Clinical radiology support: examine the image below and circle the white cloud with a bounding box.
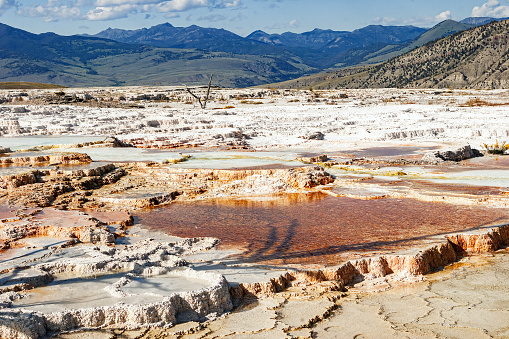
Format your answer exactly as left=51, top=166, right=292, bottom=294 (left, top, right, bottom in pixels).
left=373, top=17, right=399, bottom=26
left=154, top=0, right=208, bottom=12
left=164, top=11, right=180, bottom=17
left=85, top=3, right=137, bottom=20
left=94, top=0, right=241, bottom=8
left=0, top=0, right=16, bottom=12
left=18, top=2, right=82, bottom=21
left=472, top=0, right=509, bottom=17
left=94, top=0, right=159, bottom=6
left=289, top=19, right=300, bottom=28
left=399, top=9, right=454, bottom=27
left=215, top=0, right=242, bottom=8
left=264, top=19, right=302, bottom=31
left=152, top=0, right=242, bottom=13
left=14, top=0, right=244, bottom=22
left=435, top=10, right=451, bottom=22
left=197, top=13, right=226, bottom=21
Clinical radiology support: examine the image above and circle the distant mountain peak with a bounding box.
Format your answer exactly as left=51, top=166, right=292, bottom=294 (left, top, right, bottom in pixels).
left=310, top=28, right=333, bottom=33
left=460, top=17, right=508, bottom=26
left=156, top=22, right=174, bottom=28
left=247, top=30, right=268, bottom=36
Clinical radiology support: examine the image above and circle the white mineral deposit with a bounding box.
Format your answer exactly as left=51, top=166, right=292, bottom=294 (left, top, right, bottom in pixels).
left=1, top=87, right=509, bottom=338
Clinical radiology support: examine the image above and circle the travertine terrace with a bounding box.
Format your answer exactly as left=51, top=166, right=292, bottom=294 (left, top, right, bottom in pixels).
left=2, top=86, right=509, bottom=148
left=1, top=87, right=509, bottom=338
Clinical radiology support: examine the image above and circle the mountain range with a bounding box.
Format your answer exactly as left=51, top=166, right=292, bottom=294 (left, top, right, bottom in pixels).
left=270, top=18, right=509, bottom=90
left=0, top=17, right=506, bottom=87
left=90, top=23, right=429, bottom=69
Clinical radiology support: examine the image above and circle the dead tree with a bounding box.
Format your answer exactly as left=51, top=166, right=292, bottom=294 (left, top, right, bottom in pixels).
left=185, top=74, right=214, bottom=109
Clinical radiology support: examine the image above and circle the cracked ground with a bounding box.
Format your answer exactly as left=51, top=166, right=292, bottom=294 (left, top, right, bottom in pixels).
left=54, top=249, right=509, bottom=339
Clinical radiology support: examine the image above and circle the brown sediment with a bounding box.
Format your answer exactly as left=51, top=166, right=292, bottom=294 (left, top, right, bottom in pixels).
left=82, top=210, right=133, bottom=227
left=348, top=146, right=439, bottom=158
left=0, top=207, right=128, bottom=248
left=135, top=195, right=509, bottom=267
left=465, top=154, right=509, bottom=167
left=0, top=153, right=91, bottom=165
left=0, top=204, right=16, bottom=220
left=404, top=180, right=506, bottom=196
left=0, top=171, right=37, bottom=189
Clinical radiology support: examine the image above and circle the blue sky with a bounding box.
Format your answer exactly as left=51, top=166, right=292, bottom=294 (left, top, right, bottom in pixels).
left=0, top=0, right=508, bottom=36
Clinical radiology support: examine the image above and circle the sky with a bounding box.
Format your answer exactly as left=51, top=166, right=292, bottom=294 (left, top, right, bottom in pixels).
left=0, top=0, right=509, bottom=36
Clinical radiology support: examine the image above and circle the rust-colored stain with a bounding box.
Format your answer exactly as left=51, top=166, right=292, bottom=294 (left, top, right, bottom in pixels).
left=82, top=209, right=131, bottom=224
left=135, top=194, right=509, bottom=267
left=410, top=180, right=505, bottom=196
left=32, top=208, right=97, bottom=228
left=0, top=204, right=16, bottom=220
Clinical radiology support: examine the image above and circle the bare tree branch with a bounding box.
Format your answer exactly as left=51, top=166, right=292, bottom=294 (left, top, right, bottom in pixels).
left=184, top=74, right=214, bottom=110
left=203, top=73, right=213, bottom=109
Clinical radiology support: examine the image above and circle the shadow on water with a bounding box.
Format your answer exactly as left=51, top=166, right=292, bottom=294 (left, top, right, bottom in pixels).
left=235, top=217, right=509, bottom=265
left=135, top=195, right=509, bottom=266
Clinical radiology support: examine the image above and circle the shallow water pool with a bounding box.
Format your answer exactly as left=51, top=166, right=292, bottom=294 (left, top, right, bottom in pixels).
left=135, top=194, right=509, bottom=267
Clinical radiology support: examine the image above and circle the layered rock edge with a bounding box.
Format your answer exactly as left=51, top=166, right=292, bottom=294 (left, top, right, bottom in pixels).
left=0, top=218, right=508, bottom=338
left=0, top=238, right=232, bottom=339
left=231, top=223, right=509, bottom=300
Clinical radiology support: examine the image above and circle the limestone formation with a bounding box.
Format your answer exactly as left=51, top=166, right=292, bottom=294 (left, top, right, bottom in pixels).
left=231, top=222, right=509, bottom=302
left=2, top=88, right=509, bottom=149
left=447, top=224, right=509, bottom=253
left=301, top=131, right=325, bottom=140
left=1, top=162, right=125, bottom=208
left=89, top=165, right=334, bottom=209
left=0, top=172, right=37, bottom=190
left=2, top=87, right=509, bottom=339
left=0, top=237, right=232, bottom=339
left=297, top=154, right=329, bottom=164
left=0, top=119, right=23, bottom=136
left=0, top=153, right=91, bottom=166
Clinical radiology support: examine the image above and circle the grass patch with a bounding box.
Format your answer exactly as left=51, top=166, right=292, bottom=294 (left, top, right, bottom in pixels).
left=240, top=100, right=263, bottom=105
left=482, top=140, right=509, bottom=154
left=0, top=82, right=67, bottom=89
left=164, top=154, right=192, bottom=164
left=460, top=98, right=509, bottom=107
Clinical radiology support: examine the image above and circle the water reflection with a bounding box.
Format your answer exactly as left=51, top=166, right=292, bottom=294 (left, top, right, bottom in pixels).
left=135, top=195, right=509, bottom=267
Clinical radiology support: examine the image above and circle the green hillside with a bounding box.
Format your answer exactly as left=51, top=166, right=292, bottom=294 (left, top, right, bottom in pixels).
left=0, top=23, right=314, bottom=87
left=0, top=82, right=66, bottom=89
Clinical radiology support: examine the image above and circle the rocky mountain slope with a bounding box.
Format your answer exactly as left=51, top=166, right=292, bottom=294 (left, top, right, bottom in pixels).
left=271, top=19, right=509, bottom=89
left=0, top=23, right=313, bottom=87
left=246, top=25, right=426, bottom=51
left=361, top=20, right=476, bottom=65
left=0, top=18, right=497, bottom=88
left=93, top=23, right=427, bottom=69
left=92, top=23, right=280, bottom=55
left=460, top=16, right=509, bottom=26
